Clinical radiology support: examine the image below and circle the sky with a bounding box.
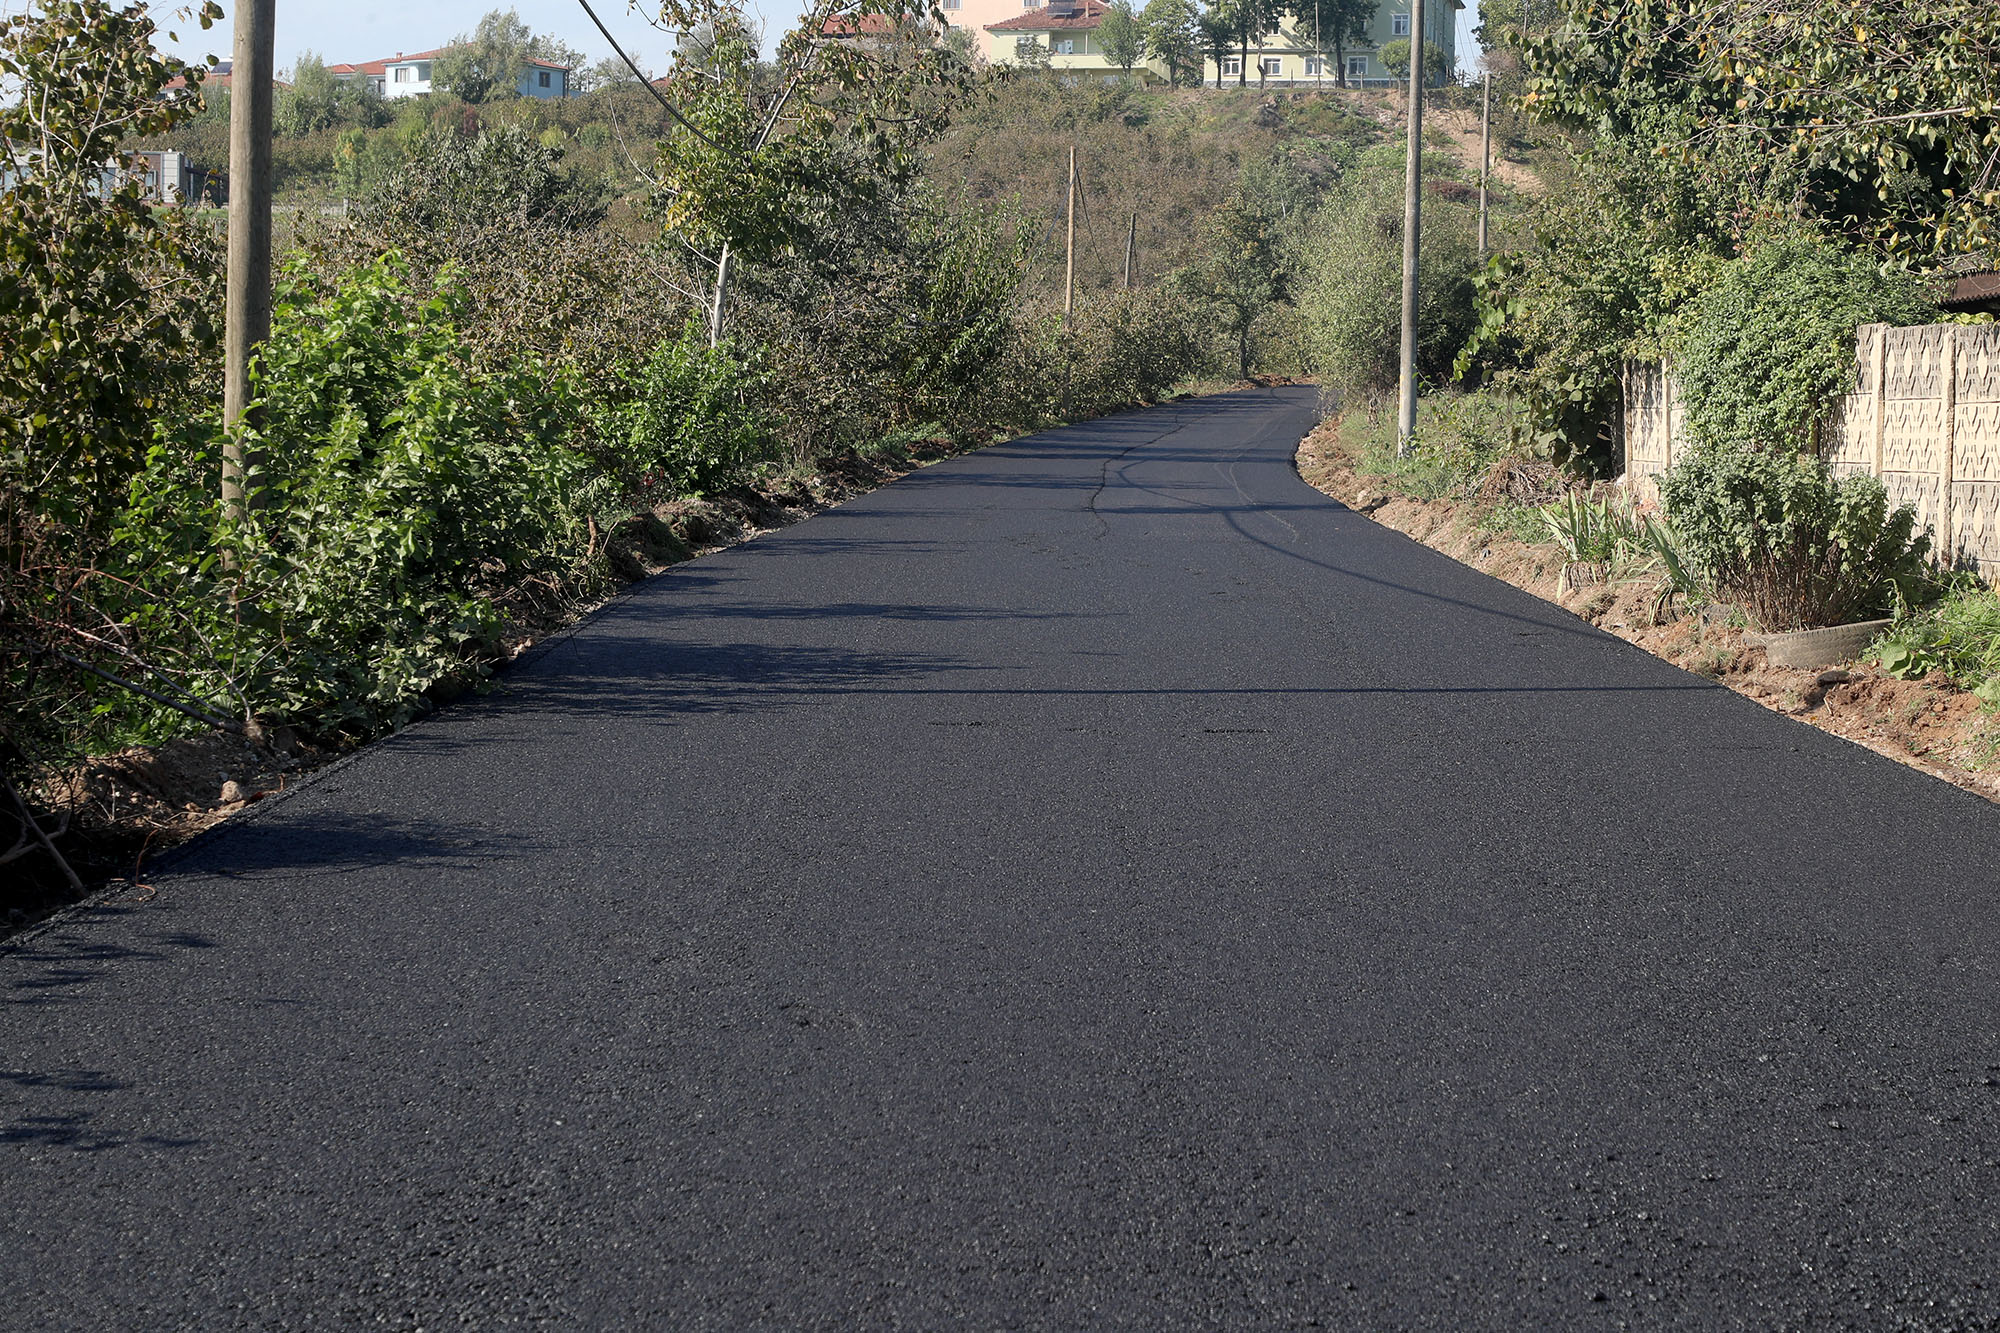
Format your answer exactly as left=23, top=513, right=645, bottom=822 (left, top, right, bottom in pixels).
left=132, top=0, right=1484, bottom=77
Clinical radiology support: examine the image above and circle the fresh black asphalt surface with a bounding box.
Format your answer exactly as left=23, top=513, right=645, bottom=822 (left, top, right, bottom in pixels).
left=6, top=385, right=2000, bottom=1329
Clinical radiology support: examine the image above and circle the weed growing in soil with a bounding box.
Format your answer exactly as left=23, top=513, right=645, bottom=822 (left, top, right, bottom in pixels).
left=1873, top=583, right=2000, bottom=705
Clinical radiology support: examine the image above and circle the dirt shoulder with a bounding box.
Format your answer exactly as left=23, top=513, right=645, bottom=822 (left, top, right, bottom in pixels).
left=1296, top=416, right=2000, bottom=805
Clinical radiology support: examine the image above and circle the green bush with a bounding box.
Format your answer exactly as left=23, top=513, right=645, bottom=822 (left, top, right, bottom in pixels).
left=600, top=324, right=774, bottom=498
left=97, top=256, right=615, bottom=742
left=1872, top=583, right=2000, bottom=704
left=1294, top=144, right=1480, bottom=413
left=1671, top=227, right=1937, bottom=452
left=1658, top=444, right=1930, bottom=632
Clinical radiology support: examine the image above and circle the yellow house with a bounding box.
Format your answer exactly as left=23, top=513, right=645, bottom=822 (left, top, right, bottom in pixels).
left=973, top=0, right=1463, bottom=87
left=983, top=0, right=1171, bottom=83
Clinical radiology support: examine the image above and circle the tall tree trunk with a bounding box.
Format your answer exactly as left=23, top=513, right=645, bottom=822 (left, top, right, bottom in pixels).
left=1334, top=33, right=1346, bottom=86
left=708, top=242, right=731, bottom=348
left=1238, top=15, right=1248, bottom=86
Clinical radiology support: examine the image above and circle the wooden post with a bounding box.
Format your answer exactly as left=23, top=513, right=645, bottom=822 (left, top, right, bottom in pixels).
left=1064, top=145, right=1077, bottom=323
left=222, top=0, right=276, bottom=528
left=1123, top=210, right=1136, bottom=290
left=1395, top=0, right=1424, bottom=454
left=1477, top=68, right=1491, bottom=256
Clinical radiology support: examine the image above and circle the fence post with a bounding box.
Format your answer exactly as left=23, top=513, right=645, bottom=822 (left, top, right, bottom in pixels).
left=1872, top=324, right=1888, bottom=481
left=1942, top=327, right=1957, bottom=565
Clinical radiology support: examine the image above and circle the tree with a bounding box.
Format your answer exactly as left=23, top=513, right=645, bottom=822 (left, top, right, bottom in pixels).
left=1517, top=0, right=2000, bottom=261
left=649, top=0, right=972, bottom=344
left=1141, top=0, right=1200, bottom=85
left=1196, top=6, right=1233, bottom=88
left=1286, top=0, right=1370, bottom=86
left=432, top=8, right=534, bottom=103
left=1098, top=0, right=1144, bottom=74
left=1197, top=193, right=1284, bottom=379
left=1379, top=37, right=1449, bottom=83
left=278, top=50, right=338, bottom=135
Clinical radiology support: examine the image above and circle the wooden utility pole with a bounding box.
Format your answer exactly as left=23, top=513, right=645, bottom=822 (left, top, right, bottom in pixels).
left=1396, top=0, right=1424, bottom=454
left=1123, top=211, right=1136, bottom=290
left=222, top=0, right=276, bottom=526
left=1064, top=145, right=1077, bottom=322
left=1477, top=68, right=1491, bottom=256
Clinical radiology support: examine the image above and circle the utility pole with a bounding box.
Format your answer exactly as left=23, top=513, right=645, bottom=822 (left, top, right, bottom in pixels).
left=223, top=0, right=276, bottom=528
left=1477, top=67, right=1491, bottom=256
left=1395, top=0, right=1424, bottom=454
left=1064, top=145, right=1077, bottom=323
left=1123, top=211, right=1136, bottom=290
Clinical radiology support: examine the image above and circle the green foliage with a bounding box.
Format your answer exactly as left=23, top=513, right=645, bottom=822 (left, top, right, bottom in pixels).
left=0, top=0, right=222, bottom=541
left=1379, top=38, right=1451, bottom=82
left=1872, top=584, right=2000, bottom=702
left=1141, top=0, right=1201, bottom=85
left=600, top=325, right=774, bottom=498
left=1670, top=227, right=1937, bottom=452
left=212, top=256, right=607, bottom=737
left=433, top=8, right=536, bottom=104
left=1540, top=491, right=1635, bottom=564
left=1517, top=0, right=2000, bottom=262
left=1194, top=193, right=1285, bottom=379
left=1658, top=444, right=1930, bottom=631
left=1346, top=391, right=1515, bottom=503
left=1099, top=0, right=1145, bottom=72
left=1295, top=144, right=1480, bottom=411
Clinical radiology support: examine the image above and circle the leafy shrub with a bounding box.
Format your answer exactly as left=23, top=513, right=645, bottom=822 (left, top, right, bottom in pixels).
left=1294, top=144, right=1480, bottom=412
left=1872, top=584, right=2000, bottom=705
left=114, top=255, right=616, bottom=740
left=1670, top=227, right=1936, bottom=452
left=1658, top=444, right=1930, bottom=631
left=599, top=325, right=774, bottom=498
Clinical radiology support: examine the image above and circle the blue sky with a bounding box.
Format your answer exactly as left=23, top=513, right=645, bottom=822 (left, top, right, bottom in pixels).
left=134, top=0, right=1484, bottom=76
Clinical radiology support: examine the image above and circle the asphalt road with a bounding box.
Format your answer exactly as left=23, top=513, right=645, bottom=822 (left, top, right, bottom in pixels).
left=7, top=386, right=2000, bottom=1330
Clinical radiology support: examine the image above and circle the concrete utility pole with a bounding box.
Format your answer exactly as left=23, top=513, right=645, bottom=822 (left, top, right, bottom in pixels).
left=1123, top=211, right=1136, bottom=290
left=1477, top=68, right=1491, bottom=256
left=1395, top=0, right=1424, bottom=454
left=222, top=0, right=276, bottom=526
left=1064, top=145, right=1077, bottom=322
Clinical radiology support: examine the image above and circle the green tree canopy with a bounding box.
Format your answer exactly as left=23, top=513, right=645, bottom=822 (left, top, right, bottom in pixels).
left=1141, top=0, right=1201, bottom=86
left=433, top=8, right=534, bottom=103
left=1098, top=0, right=1144, bottom=73
left=1517, top=0, right=2000, bottom=261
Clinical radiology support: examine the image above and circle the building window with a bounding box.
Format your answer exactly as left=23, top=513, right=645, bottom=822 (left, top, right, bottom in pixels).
left=1024, top=0, right=1042, bottom=8
left=1260, top=56, right=1281, bottom=75
left=944, top=0, right=961, bottom=9
left=539, top=70, right=551, bottom=87
left=1222, top=56, right=1241, bottom=75
left=1056, top=38, right=1075, bottom=53
left=1304, top=55, right=1323, bottom=76
left=416, top=62, right=431, bottom=79
left=393, top=66, right=414, bottom=82
left=1347, top=55, right=1367, bottom=78
left=1392, top=11, right=1410, bottom=35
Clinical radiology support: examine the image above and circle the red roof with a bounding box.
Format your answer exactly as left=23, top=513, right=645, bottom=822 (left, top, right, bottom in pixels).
left=326, top=47, right=570, bottom=77
left=987, top=0, right=1111, bottom=31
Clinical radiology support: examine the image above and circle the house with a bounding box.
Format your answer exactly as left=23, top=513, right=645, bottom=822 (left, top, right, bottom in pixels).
left=116, top=150, right=224, bottom=205
left=327, top=48, right=572, bottom=100
left=976, top=0, right=1462, bottom=87
left=985, top=0, right=1172, bottom=83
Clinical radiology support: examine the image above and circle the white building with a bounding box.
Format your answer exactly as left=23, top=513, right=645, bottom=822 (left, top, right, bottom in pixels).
left=327, top=48, right=572, bottom=100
